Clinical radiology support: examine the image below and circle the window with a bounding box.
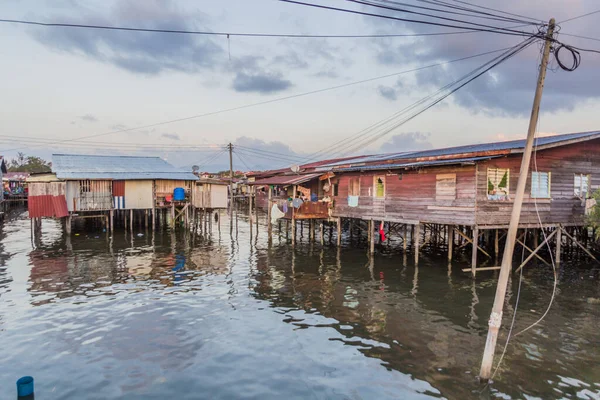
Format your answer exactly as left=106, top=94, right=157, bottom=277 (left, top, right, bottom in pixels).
left=531, top=171, right=551, bottom=198
left=574, top=174, right=591, bottom=198
left=348, top=177, right=360, bottom=196
left=332, top=183, right=339, bottom=197
left=374, top=176, right=385, bottom=198
left=79, top=180, right=91, bottom=194
left=436, top=173, right=456, bottom=201
left=487, top=168, right=510, bottom=200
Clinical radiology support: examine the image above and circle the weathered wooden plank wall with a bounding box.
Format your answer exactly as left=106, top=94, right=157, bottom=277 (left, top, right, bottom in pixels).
left=333, top=166, right=477, bottom=225
left=476, top=140, right=600, bottom=227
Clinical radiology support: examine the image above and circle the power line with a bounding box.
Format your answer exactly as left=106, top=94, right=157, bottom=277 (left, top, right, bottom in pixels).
left=559, top=9, right=600, bottom=24
left=345, top=0, right=538, bottom=33
left=340, top=36, right=538, bottom=155
left=351, top=0, right=536, bottom=24
left=233, top=144, right=310, bottom=161
left=560, top=33, right=600, bottom=43
left=300, top=45, right=526, bottom=163
left=232, top=149, right=255, bottom=171
left=279, top=0, right=536, bottom=37
left=2, top=46, right=511, bottom=154
left=437, top=0, right=543, bottom=23
left=0, top=17, right=514, bottom=39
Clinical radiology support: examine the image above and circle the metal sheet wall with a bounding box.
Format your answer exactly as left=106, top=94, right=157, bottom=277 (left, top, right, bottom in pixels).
left=124, top=180, right=153, bottom=209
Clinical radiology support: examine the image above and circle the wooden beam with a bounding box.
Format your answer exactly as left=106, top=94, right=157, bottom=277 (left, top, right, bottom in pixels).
left=561, top=227, right=600, bottom=264
left=514, top=229, right=557, bottom=273
left=448, top=225, right=454, bottom=262
left=462, top=266, right=502, bottom=272
left=515, top=237, right=551, bottom=266
left=472, top=226, right=479, bottom=277
left=414, top=223, right=420, bottom=265
left=455, top=229, right=492, bottom=258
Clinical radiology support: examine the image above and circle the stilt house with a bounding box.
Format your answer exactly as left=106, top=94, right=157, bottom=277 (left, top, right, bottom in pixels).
left=28, top=154, right=198, bottom=231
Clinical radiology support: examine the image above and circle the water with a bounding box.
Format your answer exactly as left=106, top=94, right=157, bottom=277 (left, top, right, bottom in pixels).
left=1, top=209, right=599, bottom=399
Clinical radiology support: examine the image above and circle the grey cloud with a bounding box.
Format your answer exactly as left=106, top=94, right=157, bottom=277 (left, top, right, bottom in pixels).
left=362, top=0, right=600, bottom=116
left=378, top=85, right=397, bottom=101
left=162, top=133, right=181, bottom=141
left=313, top=69, right=339, bottom=79
left=79, top=114, right=98, bottom=122
left=378, top=132, right=433, bottom=153
left=31, top=0, right=223, bottom=75
left=232, top=72, right=292, bottom=94
left=234, top=137, right=305, bottom=170
left=272, top=51, right=309, bottom=69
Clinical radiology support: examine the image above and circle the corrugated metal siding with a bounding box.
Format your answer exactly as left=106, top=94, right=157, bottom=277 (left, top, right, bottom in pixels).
left=29, top=195, right=68, bottom=218
left=124, top=180, right=153, bottom=209
left=66, top=180, right=112, bottom=211
left=113, top=180, right=125, bottom=196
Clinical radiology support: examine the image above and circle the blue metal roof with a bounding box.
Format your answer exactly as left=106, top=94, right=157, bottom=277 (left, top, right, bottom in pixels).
left=52, top=154, right=198, bottom=181
left=334, top=156, right=497, bottom=172
left=320, top=131, right=600, bottom=169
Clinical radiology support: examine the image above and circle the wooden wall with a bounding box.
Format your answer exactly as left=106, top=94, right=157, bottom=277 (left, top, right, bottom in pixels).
left=475, top=140, right=600, bottom=227
left=332, top=166, right=477, bottom=225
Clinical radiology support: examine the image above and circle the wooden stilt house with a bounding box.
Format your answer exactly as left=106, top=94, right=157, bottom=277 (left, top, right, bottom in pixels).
left=28, top=154, right=198, bottom=232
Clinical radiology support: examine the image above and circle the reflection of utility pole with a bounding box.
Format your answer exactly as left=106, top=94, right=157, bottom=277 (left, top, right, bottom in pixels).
left=479, top=18, right=555, bottom=382
left=228, top=143, right=233, bottom=211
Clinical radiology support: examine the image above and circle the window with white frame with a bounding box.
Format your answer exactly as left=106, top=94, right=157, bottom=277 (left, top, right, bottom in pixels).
left=574, top=174, right=591, bottom=198
left=531, top=171, right=551, bottom=198
left=487, top=168, right=510, bottom=200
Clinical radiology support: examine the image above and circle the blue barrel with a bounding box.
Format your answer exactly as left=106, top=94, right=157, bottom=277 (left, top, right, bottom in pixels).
left=173, top=187, right=185, bottom=201
left=17, top=376, right=34, bottom=397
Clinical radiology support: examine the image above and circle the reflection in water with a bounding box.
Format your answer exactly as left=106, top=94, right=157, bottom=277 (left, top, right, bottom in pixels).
left=0, top=208, right=599, bottom=399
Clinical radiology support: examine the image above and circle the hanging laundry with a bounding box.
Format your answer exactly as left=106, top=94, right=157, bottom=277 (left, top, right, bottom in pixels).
left=271, top=203, right=285, bottom=223
left=282, top=202, right=288, bottom=213
left=379, top=221, right=386, bottom=242
left=292, top=197, right=304, bottom=209
left=348, top=195, right=359, bottom=207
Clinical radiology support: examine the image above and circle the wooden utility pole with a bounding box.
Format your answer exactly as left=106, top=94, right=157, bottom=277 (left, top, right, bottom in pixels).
left=479, top=18, right=555, bottom=381
left=228, top=142, right=234, bottom=211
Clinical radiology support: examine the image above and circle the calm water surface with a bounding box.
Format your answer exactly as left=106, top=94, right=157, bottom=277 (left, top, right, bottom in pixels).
left=0, top=209, right=599, bottom=399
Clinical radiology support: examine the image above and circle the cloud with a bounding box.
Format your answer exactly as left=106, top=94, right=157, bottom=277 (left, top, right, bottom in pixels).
left=378, top=132, right=433, bottom=153
left=161, top=133, right=180, bottom=141
left=361, top=0, right=600, bottom=116
left=79, top=114, right=98, bottom=122
left=272, top=51, right=309, bottom=69
left=30, top=0, right=224, bottom=75
left=378, top=85, right=397, bottom=101
left=232, top=71, right=292, bottom=94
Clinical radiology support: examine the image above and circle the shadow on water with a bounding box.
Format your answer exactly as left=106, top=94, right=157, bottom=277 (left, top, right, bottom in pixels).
left=0, top=207, right=599, bottom=399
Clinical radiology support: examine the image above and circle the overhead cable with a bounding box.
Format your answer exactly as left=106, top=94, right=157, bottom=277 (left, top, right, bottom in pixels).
left=0, top=17, right=506, bottom=39
left=559, top=9, right=600, bottom=24
left=279, top=0, right=535, bottom=37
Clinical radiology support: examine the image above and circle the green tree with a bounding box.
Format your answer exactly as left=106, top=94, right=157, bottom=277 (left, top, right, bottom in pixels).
left=586, top=189, right=600, bottom=239
left=7, top=153, right=51, bottom=173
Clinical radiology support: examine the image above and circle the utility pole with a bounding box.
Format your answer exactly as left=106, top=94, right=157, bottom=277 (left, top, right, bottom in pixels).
left=228, top=142, right=234, bottom=211
left=479, top=18, right=555, bottom=381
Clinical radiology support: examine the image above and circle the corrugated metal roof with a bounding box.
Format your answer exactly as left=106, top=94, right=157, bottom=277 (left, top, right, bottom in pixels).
left=3, top=172, right=30, bottom=181
left=319, top=131, right=600, bottom=169
left=333, top=156, right=497, bottom=172
left=52, top=154, right=198, bottom=181
left=249, top=173, right=322, bottom=186
left=26, top=173, right=61, bottom=183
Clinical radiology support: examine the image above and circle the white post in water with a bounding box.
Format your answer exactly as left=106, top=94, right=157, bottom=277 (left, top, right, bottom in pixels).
left=479, top=18, right=555, bottom=381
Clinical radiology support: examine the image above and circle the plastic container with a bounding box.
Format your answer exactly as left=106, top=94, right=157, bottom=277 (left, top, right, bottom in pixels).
left=17, top=376, right=34, bottom=397
left=173, top=187, right=185, bottom=201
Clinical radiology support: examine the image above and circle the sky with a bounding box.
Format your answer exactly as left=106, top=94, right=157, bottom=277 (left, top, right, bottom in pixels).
left=1, top=0, right=600, bottom=172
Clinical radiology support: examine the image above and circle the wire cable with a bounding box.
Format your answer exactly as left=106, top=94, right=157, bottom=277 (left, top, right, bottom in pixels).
left=559, top=9, right=600, bottom=24
left=0, top=17, right=515, bottom=39
left=345, top=0, right=539, bottom=34
left=2, top=46, right=512, bottom=153
left=279, top=0, right=536, bottom=37
left=351, top=0, right=537, bottom=24
left=440, top=0, right=543, bottom=23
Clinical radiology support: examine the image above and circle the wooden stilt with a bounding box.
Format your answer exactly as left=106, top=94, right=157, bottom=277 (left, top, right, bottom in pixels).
left=320, top=222, right=324, bottom=246
left=130, top=209, right=133, bottom=232
left=448, top=225, right=454, bottom=262
left=471, top=226, right=479, bottom=277
left=336, top=217, right=342, bottom=247
left=369, top=220, right=375, bottom=254
left=556, top=227, right=562, bottom=267
left=66, top=215, right=72, bottom=234
left=414, top=223, right=420, bottom=265
left=494, top=229, right=499, bottom=260
left=309, top=220, right=315, bottom=243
